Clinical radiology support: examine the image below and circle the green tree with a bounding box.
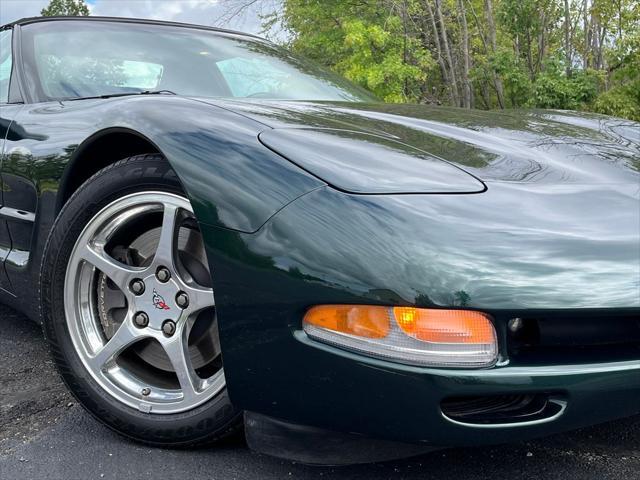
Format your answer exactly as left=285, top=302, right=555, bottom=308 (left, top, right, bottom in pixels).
left=592, top=26, right=640, bottom=120
left=336, top=18, right=433, bottom=102
left=276, top=1, right=433, bottom=102
left=194, top=0, right=640, bottom=120
left=41, top=0, right=90, bottom=17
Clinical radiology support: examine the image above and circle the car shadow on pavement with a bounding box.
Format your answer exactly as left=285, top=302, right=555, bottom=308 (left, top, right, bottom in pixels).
left=1, top=304, right=638, bottom=480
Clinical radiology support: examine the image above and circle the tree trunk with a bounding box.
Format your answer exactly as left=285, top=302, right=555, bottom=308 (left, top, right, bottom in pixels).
left=466, top=0, right=492, bottom=108
left=435, top=0, right=461, bottom=106
left=466, top=0, right=489, bottom=50
left=458, top=0, right=472, bottom=108
left=525, top=30, right=535, bottom=78
left=483, top=0, right=505, bottom=108
left=401, top=0, right=410, bottom=100
left=424, top=0, right=455, bottom=105
left=564, top=0, right=571, bottom=76
left=597, top=25, right=607, bottom=70
left=478, top=80, right=492, bottom=109
left=583, top=0, right=590, bottom=69
left=537, top=10, right=547, bottom=73
left=617, top=0, right=623, bottom=40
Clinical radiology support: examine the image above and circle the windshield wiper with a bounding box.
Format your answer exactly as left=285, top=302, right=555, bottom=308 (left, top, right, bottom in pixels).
left=65, top=90, right=177, bottom=101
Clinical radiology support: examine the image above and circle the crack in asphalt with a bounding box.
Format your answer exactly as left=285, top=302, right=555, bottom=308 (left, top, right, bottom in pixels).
left=0, top=303, right=638, bottom=480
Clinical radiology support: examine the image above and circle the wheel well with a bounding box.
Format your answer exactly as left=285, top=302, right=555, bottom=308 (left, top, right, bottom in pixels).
left=58, top=130, right=160, bottom=212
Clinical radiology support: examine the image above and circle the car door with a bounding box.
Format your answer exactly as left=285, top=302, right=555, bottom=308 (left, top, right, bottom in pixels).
left=0, top=27, right=24, bottom=293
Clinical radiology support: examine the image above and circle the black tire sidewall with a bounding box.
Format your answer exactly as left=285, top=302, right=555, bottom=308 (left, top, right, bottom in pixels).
left=40, top=155, right=241, bottom=447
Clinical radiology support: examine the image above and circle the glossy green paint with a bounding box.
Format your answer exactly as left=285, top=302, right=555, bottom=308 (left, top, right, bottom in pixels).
left=0, top=95, right=325, bottom=312
left=196, top=181, right=639, bottom=444
left=0, top=17, right=638, bottom=448
left=204, top=99, right=640, bottom=185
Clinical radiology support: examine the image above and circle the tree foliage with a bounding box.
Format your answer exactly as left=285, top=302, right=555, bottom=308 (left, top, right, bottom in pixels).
left=273, top=1, right=434, bottom=102
left=41, top=0, right=90, bottom=17
left=256, top=0, right=639, bottom=120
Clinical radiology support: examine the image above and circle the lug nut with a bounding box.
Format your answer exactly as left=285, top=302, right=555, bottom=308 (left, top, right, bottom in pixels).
left=156, top=267, right=171, bottom=283
left=130, top=279, right=145, bottom=296
left=134, top=312, right=149, bottom=328
left=162, top=320, right=176, bottom=337
left=176, top=292, right=189, bottom=309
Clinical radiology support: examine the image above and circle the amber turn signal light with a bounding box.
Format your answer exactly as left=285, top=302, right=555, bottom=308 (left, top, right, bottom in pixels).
left=303, top=305, right=498, bottom=368
left=393, top=307, right=495, bottom=344
left=304, top=305, right=390, bottom=339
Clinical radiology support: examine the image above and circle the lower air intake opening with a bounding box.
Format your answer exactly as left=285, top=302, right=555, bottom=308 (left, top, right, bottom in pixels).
left=441, top=393, right=565, bottom=425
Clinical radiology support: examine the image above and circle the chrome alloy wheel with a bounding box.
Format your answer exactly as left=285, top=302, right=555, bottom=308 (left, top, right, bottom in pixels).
left=64, top=192, right=225, bottom=414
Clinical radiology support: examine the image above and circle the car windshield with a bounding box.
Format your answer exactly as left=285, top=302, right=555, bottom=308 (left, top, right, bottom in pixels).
left=21, top=20, right=377, bottom=102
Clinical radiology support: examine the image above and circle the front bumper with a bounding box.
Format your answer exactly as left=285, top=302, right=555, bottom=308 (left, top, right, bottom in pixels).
left=288, top=332, right=640, bottom=445
left=199, top=182, right=640, bottom=460
left=242, top=337, right=640, bottom=463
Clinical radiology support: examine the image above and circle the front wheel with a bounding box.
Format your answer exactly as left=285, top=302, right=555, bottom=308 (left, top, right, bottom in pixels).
left=41, top=155, right=241, bottom=446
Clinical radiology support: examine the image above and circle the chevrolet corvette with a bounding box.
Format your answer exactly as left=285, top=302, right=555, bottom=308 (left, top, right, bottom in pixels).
left=0, top=16, right=639, bottom=465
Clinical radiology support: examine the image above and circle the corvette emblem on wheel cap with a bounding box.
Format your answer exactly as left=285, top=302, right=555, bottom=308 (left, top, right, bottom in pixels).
left=152, top=289, right=171, bottom=310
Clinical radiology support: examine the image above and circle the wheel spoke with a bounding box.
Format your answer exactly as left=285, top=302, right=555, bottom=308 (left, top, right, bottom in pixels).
left=154, top=204, right=180, bottom=268
left=186, top=285, right=216, bottom=315
left=80, top=243, right=140, bottom=286
left=88, top=317, right=141, bottom=371
left=163, top=322, right=200, bottom=401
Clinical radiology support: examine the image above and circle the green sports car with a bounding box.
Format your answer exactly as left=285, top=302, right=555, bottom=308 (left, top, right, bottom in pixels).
left=0, top=16, right=638, bottom=465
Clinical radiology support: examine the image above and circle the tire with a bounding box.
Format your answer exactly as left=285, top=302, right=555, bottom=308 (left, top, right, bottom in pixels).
left=40, top=154, right=242, bottom=447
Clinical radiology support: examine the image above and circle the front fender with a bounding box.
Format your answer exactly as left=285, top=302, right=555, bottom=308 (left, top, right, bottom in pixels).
left=66, top=96, right=325, bottom=233
left=1, top=95, right=323, bottom=317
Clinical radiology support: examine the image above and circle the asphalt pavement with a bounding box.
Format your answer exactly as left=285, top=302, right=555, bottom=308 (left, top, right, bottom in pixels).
left=1, top=303, right=639, bottom=480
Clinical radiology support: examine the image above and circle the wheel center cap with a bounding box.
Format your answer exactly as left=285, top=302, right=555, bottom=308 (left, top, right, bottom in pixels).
left=137, top=275, right=180, bottom=327
left=151, top=289, right=172, bottom=311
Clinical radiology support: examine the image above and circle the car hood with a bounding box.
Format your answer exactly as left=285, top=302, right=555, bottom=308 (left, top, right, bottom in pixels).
left=183, top=98, right=639, bottom=308
left=195, top=99, right=640, bottom=186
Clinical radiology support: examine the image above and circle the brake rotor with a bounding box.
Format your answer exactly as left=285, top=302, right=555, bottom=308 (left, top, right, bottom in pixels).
left=97, top=225, right=218, bottom=372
